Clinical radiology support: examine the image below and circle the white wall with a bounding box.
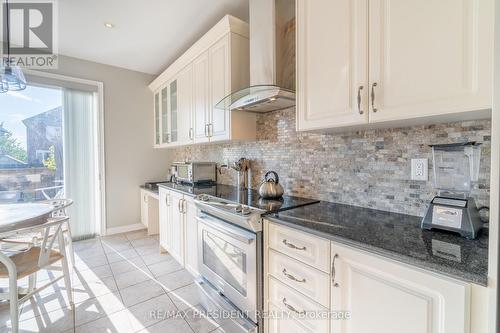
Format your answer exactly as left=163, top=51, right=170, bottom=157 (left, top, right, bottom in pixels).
left=42, top=55, right=170, bottom=229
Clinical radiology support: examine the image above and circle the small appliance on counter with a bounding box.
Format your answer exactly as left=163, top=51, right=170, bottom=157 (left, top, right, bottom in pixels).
left=171, top=161, right=217, bottom=185
left=258, top=171, right=284, bottom=199
left=421, top=142, right=483, bottom=239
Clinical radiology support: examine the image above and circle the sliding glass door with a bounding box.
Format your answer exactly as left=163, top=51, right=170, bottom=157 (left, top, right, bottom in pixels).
left=0, top=75, right=103, bottom=239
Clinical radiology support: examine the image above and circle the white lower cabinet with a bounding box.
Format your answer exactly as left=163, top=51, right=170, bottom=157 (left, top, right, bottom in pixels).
left=267, top=302, right=314, bottom=333
left=184, top=196, right=199, bottom=276
left=158, top=188, right=171, bottom=251
left=330, top=243, right=470, bottom=333
left=169, top=190, right=185, bottom=265
left=264, top=220, right=471, bottom=333
left=158, top=188, right=198, bottom=274
left=140, top=189, right=159, bottom=235
left=268, top=249, right=330, bottom=308
left=268, top=277, right=329, bottom=333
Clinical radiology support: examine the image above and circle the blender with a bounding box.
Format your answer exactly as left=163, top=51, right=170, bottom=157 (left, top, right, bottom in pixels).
left=421, top=142, right=483, bottom=239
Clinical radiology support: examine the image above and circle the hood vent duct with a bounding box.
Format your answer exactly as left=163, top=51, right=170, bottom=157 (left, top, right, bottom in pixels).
left=215, top=0, right=296, bottom=113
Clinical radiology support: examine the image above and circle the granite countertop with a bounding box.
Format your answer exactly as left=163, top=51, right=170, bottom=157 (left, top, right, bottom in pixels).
left=266, top=201, right=488, bottom=286
left=158, top=182, right=319, bottom=213
left=139, top=185, right=161, bottom=196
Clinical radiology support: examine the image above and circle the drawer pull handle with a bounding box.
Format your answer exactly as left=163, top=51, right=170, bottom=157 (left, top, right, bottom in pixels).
left=331, top=253, right=339, bottom=287
left=282, top=298, right=306, bottom=315
left=282, top=268, right=306, bottom=283
left=282, top=239, right=306, bottom=251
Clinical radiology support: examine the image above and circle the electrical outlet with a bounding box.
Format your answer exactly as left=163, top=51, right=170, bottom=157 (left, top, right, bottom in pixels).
left=411, top=158, right=428, bottom=181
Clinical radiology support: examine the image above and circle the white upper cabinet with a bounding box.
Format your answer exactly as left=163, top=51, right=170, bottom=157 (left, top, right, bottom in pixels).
left=193, top=52, right=210, bottom=143
left=149, top=15, right=255, bottom=148
left=209, top=35, right=231, bottom=141
left=368, top=0, right=494, bottom=123
left=297, top=0, right=494, bottom=132
left=177, top=65, right=194, bottom=145
left=297, top=0, right=369, bottom=131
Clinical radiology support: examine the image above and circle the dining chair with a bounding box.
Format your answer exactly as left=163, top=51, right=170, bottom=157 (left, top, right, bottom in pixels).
left=0, top=199, right=75, bottom=267
left=0, top=216, right=73, bottom=333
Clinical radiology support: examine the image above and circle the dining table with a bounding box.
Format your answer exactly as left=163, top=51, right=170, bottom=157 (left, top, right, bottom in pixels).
left=0, top=203, right=54, bottom=239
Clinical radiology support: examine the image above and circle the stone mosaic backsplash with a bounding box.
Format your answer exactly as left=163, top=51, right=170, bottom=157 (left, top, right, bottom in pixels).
left=166, top=109, right=491, bottom=217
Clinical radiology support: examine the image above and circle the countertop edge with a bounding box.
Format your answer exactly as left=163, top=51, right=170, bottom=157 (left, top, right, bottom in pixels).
left=139, top=186, right=159, bottom=197
left=265, top=215, right=487, bottom=287
left=157, top=183, right=196, bottom=197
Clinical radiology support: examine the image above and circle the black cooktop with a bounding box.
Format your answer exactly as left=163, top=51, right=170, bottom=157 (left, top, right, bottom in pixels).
left=158, top=182, right=319, bottom=214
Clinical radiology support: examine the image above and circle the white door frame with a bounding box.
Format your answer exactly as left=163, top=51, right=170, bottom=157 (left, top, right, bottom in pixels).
left=24, top=69, right=107, bottom=236
left=489, top=1, right=500, bottom=331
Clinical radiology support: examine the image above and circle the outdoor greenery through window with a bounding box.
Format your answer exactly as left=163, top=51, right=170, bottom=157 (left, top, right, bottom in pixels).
left=0, top=85, right=64, bottom=203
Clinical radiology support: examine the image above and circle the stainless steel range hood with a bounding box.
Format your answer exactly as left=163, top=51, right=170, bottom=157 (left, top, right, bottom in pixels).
left=215, top=0, right=296, bottom=113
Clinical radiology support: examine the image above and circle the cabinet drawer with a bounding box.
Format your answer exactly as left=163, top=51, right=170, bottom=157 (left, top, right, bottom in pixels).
left=268, top=277, right=329, bottom=333
left=268, top=222, right=330, bottom=272
left=267, top=302, right=314, bottom=333
left=268, top=249, right=330, bottom=308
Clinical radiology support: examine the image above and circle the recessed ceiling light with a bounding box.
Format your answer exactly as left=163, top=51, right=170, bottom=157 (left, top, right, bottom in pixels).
left=104, top=23, right=114, bottom=29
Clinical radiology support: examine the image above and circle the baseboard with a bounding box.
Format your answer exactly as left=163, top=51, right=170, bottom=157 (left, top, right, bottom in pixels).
left=106, top=223, right=146, bottom=236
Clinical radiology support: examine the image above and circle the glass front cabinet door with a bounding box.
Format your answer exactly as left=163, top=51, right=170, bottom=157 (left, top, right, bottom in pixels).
left=169, top=79, right=178, bottom=144
left=154, top=92, right=160, bottom=146
left=161, top=85, right=170, bottom=144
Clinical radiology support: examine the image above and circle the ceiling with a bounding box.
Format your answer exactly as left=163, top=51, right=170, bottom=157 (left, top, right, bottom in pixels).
left=58, top=0, right=249, bottom=74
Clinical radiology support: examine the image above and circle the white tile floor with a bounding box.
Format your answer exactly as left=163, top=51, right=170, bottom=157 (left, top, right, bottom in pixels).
left=0, top=230, right=221, bottom=333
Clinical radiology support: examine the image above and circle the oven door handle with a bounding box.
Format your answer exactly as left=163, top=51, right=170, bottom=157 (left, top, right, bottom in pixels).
left=196, top=215, right=255, bottom=244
